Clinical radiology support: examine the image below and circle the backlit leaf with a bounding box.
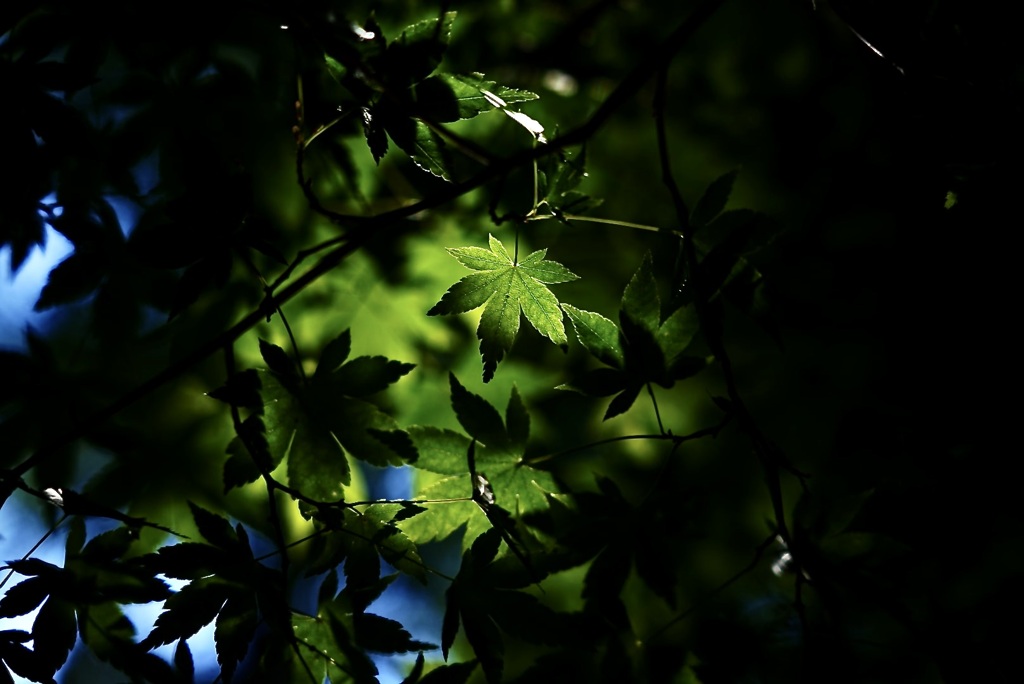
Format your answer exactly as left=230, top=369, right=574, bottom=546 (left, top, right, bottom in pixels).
left=429, top=235, right=579, bottom=382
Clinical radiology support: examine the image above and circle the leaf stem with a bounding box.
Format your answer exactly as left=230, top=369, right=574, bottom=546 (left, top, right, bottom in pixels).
left=276, top=303, right=308, bottom=384
left=646, top=382, right=666, bottom=435
left=526, top=213, right=666, bottom=233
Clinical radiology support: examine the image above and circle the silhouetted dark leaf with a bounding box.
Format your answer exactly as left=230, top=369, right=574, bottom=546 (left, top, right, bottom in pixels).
left=174, top=638, right=194, bottom=683
left=31, top=597, right=76, bottom=672
left=34, top=251, right=106, bottom=310
left=419, top=660, right=479, bottom=684
left=690, top=169, right=739, bottom=231
left=214, top=593, right=258, bottom=682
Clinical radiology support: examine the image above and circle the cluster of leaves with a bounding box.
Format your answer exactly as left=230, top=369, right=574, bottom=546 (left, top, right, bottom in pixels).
left=313, top=10, right=541, bottom=180
left=210, top=329, right=416, bottom=499
left=0, top=162, right=775, bottom=684
left=7, top=1, right=1007, bottom=683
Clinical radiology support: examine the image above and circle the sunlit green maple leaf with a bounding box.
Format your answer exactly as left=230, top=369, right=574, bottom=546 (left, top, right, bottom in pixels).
left=399, top=374, right=555, bottom=553
left=428, top=234, right=579, bottom=382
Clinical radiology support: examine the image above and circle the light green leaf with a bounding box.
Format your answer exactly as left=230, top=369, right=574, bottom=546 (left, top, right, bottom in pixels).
left=402, top=465, right=554, bottom=554
left=416, top=73, right=539, bottom=122
left=407, top=426, right=472, bottom=474
left=562, top=304, right=625, bottom=368
left=402, top=382, right=553, bottom=551
left=429, top=234, right=579, bottom=382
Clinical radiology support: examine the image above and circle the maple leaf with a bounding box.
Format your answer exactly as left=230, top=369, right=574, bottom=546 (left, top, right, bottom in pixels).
left=428, top=234, right=579, bottom=381
left=560, top=253, right=710, bottom=419
left=398, top=374, right=555, bottom=555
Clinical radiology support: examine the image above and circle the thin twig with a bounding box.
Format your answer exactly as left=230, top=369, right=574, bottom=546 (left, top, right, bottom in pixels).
left=641, top=532, right=776, bottom=643
left=0, top=513, right=68, bottom=591
left=525, top=420, right=725, bottom=466
left=646, top=382, right=666, bottom=435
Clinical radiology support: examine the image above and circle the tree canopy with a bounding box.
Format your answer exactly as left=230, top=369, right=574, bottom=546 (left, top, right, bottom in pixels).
left=1, top=1, right=1019, bottom=682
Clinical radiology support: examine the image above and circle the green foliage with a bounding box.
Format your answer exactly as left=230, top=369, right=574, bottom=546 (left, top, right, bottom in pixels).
left=401, top=374, right=555, bottom=554
left=212, top=330, right=416, bottom=498
left=1, top=1, right=1014, bottom=683
left=429, top=235, right=578, bottom=382
left=562, top=254, right=707, bottom=418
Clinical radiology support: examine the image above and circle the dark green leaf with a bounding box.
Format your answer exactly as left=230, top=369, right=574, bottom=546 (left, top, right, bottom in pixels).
left=77, top=601, right=135, bottom=660
left=690, top=169, right=739, bottom=230
left=369, top=427, right=419, bottom=464
left=384, top=115, right=454, bottom=180
left=353, top=613, right=436, bottom=653
left=505, top=386, right=529, bottom=450
left=603, top=381, right=643, bottom=420
left=318, top=571, right=338, bottom=605
left=147, top=542, right=228, bottom=580
left=656, top=304, right=700, bottom=366
left=214, top=593, right=258, bottom=683
left=31, top=597, right=76, bottom=671
left=343, top=573, right=399, bottom=616
left=34, top=251, right=106, bottom=311
left=400, top=652, right=425, bottom=684
left=538, top=147, right=589, bottom=211
left=286, top=423, right=350, bottom=502
left=65, top=517, right=86, bottom=556
left=419, top=660, right=479, bottom=684
left=556, top=368, right=628, bottom=397
left=258, top=339, right=296, bottom=380
left=223, top=432, right=263, bottom=492
left=174, top=638, right=194, bottom=682
left=384, top=12, right=456, bottom=87
left=362, top=105, right=389, bottom=163
left=328, top=397, right=406, bottom=467
left=449, top=374, right=509, bottom=451
left=633, top=538, right=677, bottom=609
left=2, top=558, right=59, bottom=578
left=486, top=591, right=580, bottom=647
left=582, top=546, right=630, bottom=605
left=333, top=356, right=416, bottom=397
left=187, top=502, right=239, bottom=551
left=314, top=329, right=352, bottom=378
left=0, top=638, right=49, bottom=682
left=0, top=577, right=50, bottom=618
left=620, top=253, right=660, bottom=335
left=142, top=578, right=233, bottom=648
left=460, top=606, right=503, bottom=684
left=392, top=501, right=428, bottom=523
left=207, top=369, right=262, bottom=409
